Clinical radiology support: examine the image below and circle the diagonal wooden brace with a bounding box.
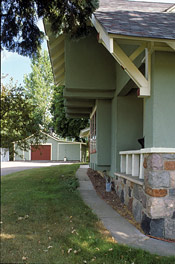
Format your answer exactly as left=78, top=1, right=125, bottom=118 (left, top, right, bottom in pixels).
left=112, top=41, right=151, bottom=97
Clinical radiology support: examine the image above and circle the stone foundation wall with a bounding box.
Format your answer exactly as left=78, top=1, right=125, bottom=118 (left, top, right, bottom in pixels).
left=115, top=153, right=175, bottom=240
left=115, top=177, right=145, bottom=224
left=143, top=153, right=175, bottom=240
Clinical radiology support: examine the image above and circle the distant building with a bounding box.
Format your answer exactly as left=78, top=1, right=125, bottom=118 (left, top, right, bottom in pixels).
left=0, top=148, right=9, bottom=162
left=14, top=132, right=87, bottom=162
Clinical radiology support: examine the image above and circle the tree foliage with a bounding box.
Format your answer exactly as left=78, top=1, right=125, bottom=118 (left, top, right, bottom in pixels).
left=24, top=50, right=54, bottom=130
left=1, top=79, right=46, bottom=153
left=1, top=0, right=99, bottom=57
left=51, top=86, right=89, bottom=141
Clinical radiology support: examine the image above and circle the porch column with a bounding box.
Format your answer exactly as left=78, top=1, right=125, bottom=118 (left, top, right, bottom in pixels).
left=142, top=51, right=175, bottom=239
left=143, top=51, right=175, bottom=148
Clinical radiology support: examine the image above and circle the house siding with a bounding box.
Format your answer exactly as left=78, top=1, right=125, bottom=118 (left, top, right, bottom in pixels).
left=65, top=28, right=116, bottom=91
left=58, top=144, right=80, bottom=161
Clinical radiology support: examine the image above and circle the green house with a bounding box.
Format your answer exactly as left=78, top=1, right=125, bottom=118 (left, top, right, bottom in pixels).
left=46, top=1, right=175, bottom=240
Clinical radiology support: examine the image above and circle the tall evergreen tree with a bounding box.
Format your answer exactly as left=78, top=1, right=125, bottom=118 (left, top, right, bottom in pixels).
left=1, top=0, right=99, bottom=57
left=24, top=50, right=54, bottom=130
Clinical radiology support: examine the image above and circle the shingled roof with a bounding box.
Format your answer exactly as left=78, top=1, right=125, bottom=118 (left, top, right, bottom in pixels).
left=94, top=0, right=175, bottom=40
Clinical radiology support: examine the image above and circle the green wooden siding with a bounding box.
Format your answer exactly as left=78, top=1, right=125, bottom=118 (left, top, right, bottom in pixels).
left=58, top=144, right=80, bottom=161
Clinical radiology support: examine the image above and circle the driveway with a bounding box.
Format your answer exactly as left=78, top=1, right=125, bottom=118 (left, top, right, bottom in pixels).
left=1, top=161, right=74, bottom=176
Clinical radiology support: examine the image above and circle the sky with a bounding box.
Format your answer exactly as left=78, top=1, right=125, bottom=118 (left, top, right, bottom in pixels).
left=1, top=20, right=47, bottom=86
left=1, top=0, right=175, bottom=86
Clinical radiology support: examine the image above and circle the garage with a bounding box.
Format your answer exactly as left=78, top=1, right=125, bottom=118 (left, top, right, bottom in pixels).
left=14, top=131, right=87, bottom=162
left=31, top=145, right=51, bottom=161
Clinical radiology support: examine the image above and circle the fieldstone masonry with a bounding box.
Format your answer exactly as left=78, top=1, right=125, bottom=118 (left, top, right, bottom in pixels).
left=115, top=153, right=175, bottom=240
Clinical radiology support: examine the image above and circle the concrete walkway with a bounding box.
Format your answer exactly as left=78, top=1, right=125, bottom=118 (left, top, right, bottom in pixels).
left=76, top=166, right=175, bottom=257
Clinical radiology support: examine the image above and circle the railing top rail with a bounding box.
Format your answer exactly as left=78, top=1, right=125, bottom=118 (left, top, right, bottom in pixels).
left=120, top=148, right=175, bottom=155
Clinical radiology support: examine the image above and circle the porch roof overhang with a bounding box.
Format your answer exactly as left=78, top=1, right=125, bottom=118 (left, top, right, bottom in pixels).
left=44, top=22, right=65, bottom=86
left=45, top=2, right=175, bottom=113
left=90, top=10, right=175, bottom=97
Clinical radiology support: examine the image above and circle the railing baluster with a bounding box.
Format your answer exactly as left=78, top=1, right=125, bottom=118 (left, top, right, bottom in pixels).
left=139, top=154, right=144, bottom=179
left=132, top=154, right=140, bottom=176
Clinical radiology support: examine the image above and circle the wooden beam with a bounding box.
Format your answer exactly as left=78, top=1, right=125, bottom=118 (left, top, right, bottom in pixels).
left=63, top=89, right=114, bottom=100
left=91, top=16, right=151, bottom=97
left=110, top=33, right=175, bottom=45
left=91, top=15, right=113, bottom=53
left=129, top=43, right=146, bottom=61
left=66, top=113, right=90, bottom=119
left=49, top=35, right=65, bottom=50
left=54, top=67, right=64, bottom=79
left=55, top=72, right=65, bottom=85
left=53, top=60, right=65, bottom=74
left=52, top=54, right=64, bottom=70
left=64, top=99, right=95, bottom=108
left=50, top=40, right=64, bottom=57
left=65, top=107, right=92, bottom=114
left=51, top=46, right=64, bottom=61
left=166, top=42, right=175, bottom=51
left=112, top=41, right=150, bottom=96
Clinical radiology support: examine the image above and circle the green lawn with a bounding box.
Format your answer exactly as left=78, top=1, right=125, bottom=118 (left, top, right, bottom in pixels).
left=1, top=164, right=175, bottom=264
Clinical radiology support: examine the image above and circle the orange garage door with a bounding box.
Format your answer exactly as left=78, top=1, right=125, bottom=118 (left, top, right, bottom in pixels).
left=31, top=145, right=51, bottom=160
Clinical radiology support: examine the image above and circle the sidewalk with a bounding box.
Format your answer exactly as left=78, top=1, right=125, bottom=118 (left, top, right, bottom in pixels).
left=76, top=166, right=175, bottom=257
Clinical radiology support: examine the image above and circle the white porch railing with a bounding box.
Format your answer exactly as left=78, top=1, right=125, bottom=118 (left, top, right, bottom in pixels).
left=120, top=150, right=144, bottom=179
left=119, top=148, right=175, bottom=180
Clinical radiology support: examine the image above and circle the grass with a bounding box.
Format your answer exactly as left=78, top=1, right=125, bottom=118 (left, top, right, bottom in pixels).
left=1, top=164, right=175, bottom=264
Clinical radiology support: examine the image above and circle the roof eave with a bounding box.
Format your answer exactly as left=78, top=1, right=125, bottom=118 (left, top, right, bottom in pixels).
left=44, top=20, right=65, bottom=86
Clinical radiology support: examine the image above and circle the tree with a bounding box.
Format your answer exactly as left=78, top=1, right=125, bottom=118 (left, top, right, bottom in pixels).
left=24, top=50, right=54, bottom=130
left=1, top=0, right=99, bottom=57
left=1, top=79, right=46, bottom=156
left=51, top=86, right=89, bottom=141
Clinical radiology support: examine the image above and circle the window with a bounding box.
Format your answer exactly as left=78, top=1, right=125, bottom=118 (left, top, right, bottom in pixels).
left=90, top=110, right=96, bottom=153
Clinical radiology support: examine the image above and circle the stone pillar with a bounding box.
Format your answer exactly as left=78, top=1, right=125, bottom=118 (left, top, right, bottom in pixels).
left=142, top=153, right=175, bottom=239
